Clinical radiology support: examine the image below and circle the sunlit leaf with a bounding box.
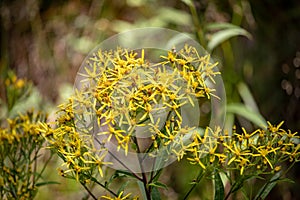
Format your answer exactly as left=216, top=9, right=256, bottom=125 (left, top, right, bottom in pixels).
left=207, top=23, right=252, bottom=51
left=237, top=82, right=259, bottom=113
left=181, top=0, right=194, bottom=7
left=156, top=7, right=192, bottom=26
left=206, top=23, right=240, bottom=31
left=227, top=103, right=267, bottom=128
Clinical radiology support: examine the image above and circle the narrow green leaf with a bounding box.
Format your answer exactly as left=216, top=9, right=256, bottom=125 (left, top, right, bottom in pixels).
left=157, top=7, right=192, bottom=26
left=214, top=172, right=225, bottom=200
left=230, top=175, right=253, bottom=194
left=151, top=187, right=161, bottom=200
left=137, top=181, right=148, bottom=200
left=226, top=103, right=267, bottom=128
left=206, top=22, right=240, bottom=31
left=148, top=181, right=168, bottom=189
left=35, top=181, right=60, bottom=187
left=117, top=181, right=130, bottom=196
left=181, top=0, right=194, bottom=7
left=237, top=82, right=259, bottom=113
left=151, top=169, right=163, bottom=183
left=115, top=170, right=137, bottom=178
left=224, top=113, right=234, bottom=135
left=254, top=172, right=281, bottom=200
left=106, top=170, right=137, bottom=188
left=208, top=27, right=252, bottom=51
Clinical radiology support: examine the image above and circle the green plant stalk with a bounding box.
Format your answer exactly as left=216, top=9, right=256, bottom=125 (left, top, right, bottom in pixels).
left=133, top=136, right=152, bottom=200
left=183, top=169, right=205, bottom=199
left=81, top=182, right=97, bottom=200
left=187, top=1, right=206, bottom=48
left=90, top=176, right=118, bottom=197
left=254, top=162, right=296, bottom=200
left=94, top=137, right=143, bottom=182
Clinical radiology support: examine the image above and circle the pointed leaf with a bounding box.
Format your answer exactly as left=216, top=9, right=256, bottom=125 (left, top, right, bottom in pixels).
left=237, top=82, right=259, bottom=113
left=227, top=103, right=267, bottom=128
left=206, top=22, right=240, bottom=31
left=115, top=170, right=137, bottom=178
left=208, top=27, right=252, bottom=51
left=149, top=181, right=168, bottom=189
left=137, top=181, right=148, bottom=200
left=36, top=181, right=60, bottom=187
left=117, top=181, right=130, bottom=195
left=151, top=187, right=161, bottom=200
left=254, top=172, right=281, bottom=200
left=214, top=172, right=225, bottom=200
left=181, top=0, right=194, bottom=7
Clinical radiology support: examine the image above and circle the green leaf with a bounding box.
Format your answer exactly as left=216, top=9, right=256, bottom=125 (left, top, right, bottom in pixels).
left=117, top=181, right=130, bottom=196
left=254, top=172, right=281, bottom=200
left=237, top=82, right=259, bottom=113
left=151, top=187, right=161, bottom=200
left=230, top=175, right=253, bottom=194
left=207, top=23, right=252, bottom=51
left=115, top=170, right=137, bottom=178
left=156, top=7, right=192, bottom=26
left=214, top=172, right=225, bottom=200
left=106, top=170, right=136, bottom=187
left=150, top=169, right=163, bottom=183
left=181, top=0, right=194, bottom=7
left=35, top=181, right=60, bottom=187
left=148, top=181, right=168, bottom=189
left=206, top=22, right=240, bottom=31
left=224, top=113, right=234, bottom=135
left=137, top=181, right=148, bottom=200
left=226, top=103, right=267, bottom=128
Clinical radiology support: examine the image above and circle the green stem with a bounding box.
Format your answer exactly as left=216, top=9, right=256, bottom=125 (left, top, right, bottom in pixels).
left=134, top=136, right=152, bottom=200
left=81, top=182, right=97, bottom=200
left=90, top=176, right=118, bottom=197
left=94, top=137, right=143, bottom=182
left=34, top=151, right=54, bottom=184
left=183, top=170, right=205, bottom=200
left=188, top=2, right=206, bottom=48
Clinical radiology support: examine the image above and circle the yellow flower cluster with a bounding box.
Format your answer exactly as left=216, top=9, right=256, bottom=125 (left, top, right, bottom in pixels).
left=183, top=122, right=299, bottom=175
left=3, top=70, right=31, bottom=112
left=74, top=45, right=220, bottom=156
left=0, top=111, right=47, bottom=199
left=38, top=45, right=300, bottom=199
left=40, top=100, right=112, bottom=182
left=39, top=45, right=220, bottom=198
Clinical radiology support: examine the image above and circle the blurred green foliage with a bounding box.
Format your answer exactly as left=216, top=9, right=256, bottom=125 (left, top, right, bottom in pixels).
left=0, top=0, right=299, bottom=199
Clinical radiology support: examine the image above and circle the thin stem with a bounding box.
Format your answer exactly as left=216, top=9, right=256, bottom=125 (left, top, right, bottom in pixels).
left=224, top=171, right=237, bottom=200
left=34, top=152, right=54, bottom=183
left=90, top=176, right=118, bottom=197
left=224, top=186, right=233, bottom=200
left=134, top=136, right=152, bottom=200
left=187, top=2, right=206, bottom=48
left=81, top=182, right=97, bottom=200
left=183, top=170, right=205, bottom=200
left=149, top=168, right=163, bottom=183
left=94, top=137, right=143, bottom=182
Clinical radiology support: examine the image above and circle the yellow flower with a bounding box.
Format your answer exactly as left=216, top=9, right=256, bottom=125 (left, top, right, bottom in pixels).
left=101, top=191, right=132, bottom=200
left=224, top=142, right=251, bottom=166
left=251, top=145, right=280, bottom=169
left=267, top=121, right=284, bottom=133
